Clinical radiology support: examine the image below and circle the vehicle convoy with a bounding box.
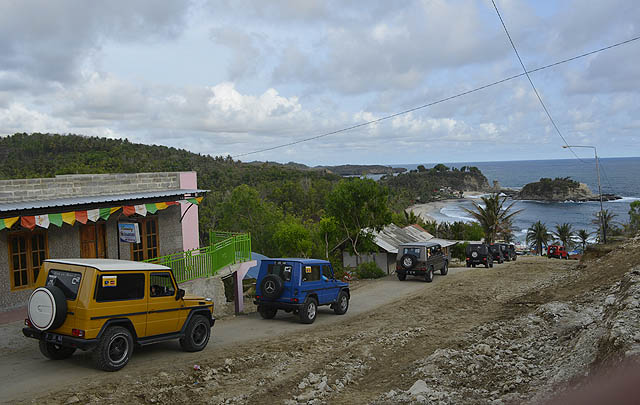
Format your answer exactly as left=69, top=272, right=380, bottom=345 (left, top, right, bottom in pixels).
left=498, top=243, right=517, bottom=261
left=396, top=242, right=449, bottom=282
left=465, top=243, right=493, bottom=268
left=23, top=259, right=215, bottom=371
left=254, top=259, right=350, bottom=324
left=547, top=245, right=569, bottom=259
left=488, top=244, right=505, bottom=264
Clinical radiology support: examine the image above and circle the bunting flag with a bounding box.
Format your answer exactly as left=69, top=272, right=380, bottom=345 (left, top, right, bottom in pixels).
left=35, top=215, right=50, bottom=228
left=61, top=212, right=76, bottom=226
left=0, top=216, right=19, bottom=230
left=49, top=213, right=63, bottom=227
left=1, top=197, right=203, bottom=230
left=134, top=204, right=147, bottom=216
left=21, top=216, right=36, bottom=230
left=145, top=203, right=158, bottom=214
left=87, top=209, right=100, bottom=222
left=75, top=210, right=88, bottom=224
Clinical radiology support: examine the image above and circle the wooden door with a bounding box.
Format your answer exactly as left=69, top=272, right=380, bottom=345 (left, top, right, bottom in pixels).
left=80, top=223, right=107, bottom=258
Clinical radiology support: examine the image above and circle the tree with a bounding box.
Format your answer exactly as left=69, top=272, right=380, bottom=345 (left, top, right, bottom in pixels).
left=629, top=201, right=640, bottom=235
left=417, top=165, right=427, bottom=172
left=463, top=193, right=522, bottom=244
left=576, top=229, right=591, bottom=251
left=272, top=216, right=313, bottom=258
left=326, top=178, right=392, bottom=263
left=592, top=209, right=618, bottom=243
left=553, top=223, right=574, bottom=248
left=527, top=221, right=551, bottom=255
left=215, top=184, right=283, bottom=256
left=316, top=216, right=340, bottom=259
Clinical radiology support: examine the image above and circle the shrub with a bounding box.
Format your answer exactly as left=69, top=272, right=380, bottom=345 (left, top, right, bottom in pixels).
left=355, top=261, right=386, bottom=279
left=451, top=242, right=469, bottom=261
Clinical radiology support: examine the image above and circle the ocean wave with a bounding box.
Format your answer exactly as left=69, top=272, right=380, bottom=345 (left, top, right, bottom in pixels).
left=438, top=205, right=478, bottom=223
left=608, top=196, right=640, bottom=203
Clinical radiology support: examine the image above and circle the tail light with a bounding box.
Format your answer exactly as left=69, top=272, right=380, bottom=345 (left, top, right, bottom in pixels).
left=24, top=318, right=33, bottom=328
left=483, top=257, right=487, bottom=261
left=291, top=298, right=299, bottom=303
left=256, top=295, right=261, bottom=299
left=72, top=329, right=85, bottom=338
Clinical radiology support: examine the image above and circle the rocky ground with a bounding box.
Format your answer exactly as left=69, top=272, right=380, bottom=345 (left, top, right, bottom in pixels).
left=15, top=238, right=640, bottom=405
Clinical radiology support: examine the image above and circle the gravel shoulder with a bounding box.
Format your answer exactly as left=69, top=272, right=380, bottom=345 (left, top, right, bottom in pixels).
left=5, top=242, right=639, bottom=404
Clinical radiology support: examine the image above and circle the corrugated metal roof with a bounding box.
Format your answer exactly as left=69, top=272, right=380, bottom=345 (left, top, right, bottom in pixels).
left=0, top=189, right=208, bottom=213
left=370, top=224, right=457, bottom=252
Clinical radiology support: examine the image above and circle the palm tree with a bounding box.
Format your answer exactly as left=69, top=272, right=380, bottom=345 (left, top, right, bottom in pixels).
left=592, top=209, right=618, bottom=243
left=553, top=223, right=574, bottom=248
left=463, top=194, right=522, bottom=244
left=527, top=221, right=551, bottom=255
left=576, top=229, right=591, bottom=251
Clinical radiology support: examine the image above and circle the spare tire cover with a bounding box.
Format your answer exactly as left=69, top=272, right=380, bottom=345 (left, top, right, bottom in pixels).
left=260, top=274, right=284, bottom=299
left=400, top=254, right=417, bottom=270
left=471, top=251, right=478, bottom=258
left=28, top=286, right=67, bottom=331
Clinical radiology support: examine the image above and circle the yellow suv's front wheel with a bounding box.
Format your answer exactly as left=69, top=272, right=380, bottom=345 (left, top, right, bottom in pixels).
left=179, top=315, right=210, bottom=352
left=94, top=326, right=134, bottom=371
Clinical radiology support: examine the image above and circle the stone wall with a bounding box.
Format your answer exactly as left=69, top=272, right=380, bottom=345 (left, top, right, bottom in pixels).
left=0, top=172, right=181, bottom=203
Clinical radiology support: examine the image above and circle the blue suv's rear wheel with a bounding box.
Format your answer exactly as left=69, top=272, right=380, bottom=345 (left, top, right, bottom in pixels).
left=258, top=306, right=278, bottom=319
left=299, top=298, right=317, bottom=324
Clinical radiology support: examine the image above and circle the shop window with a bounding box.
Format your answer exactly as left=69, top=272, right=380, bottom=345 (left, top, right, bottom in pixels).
left=131, top=217, right=159, bottom=261
left=8, top=231, right=48, bottom=290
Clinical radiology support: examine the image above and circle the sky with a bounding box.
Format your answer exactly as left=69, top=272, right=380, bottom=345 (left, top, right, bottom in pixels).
left=0, top=0, right=639, bottom=166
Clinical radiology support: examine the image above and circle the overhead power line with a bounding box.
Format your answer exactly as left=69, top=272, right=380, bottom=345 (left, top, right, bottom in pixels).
left=490, top=0, right=587, bottom=162
left=233, top=34, right=640, bottom=159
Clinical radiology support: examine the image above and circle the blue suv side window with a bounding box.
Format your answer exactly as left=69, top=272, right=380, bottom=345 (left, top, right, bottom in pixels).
left=322, top=265, right=334, bottom=280
left=302, top=265, right=321, bottom=282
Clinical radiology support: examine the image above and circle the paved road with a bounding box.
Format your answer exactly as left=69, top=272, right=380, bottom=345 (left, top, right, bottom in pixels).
left=0, top=267, right=469, bottom=403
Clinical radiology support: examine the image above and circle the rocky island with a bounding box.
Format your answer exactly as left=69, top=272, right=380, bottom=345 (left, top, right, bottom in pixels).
left=514, top=177, right=621, bottom=202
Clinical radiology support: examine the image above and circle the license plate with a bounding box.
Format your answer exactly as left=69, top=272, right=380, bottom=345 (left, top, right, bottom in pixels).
left=45, top=333, right=62, bottom=343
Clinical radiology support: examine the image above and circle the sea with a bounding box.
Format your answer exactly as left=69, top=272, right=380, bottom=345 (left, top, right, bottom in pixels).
left=392, top=157, right=640, bottom=243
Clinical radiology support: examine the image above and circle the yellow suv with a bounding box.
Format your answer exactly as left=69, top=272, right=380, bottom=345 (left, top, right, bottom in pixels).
left=22, top=258, right=215, bottom=371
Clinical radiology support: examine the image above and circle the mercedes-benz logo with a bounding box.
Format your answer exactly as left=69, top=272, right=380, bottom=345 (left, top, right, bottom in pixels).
left=265, top=280, right=276, bottom=293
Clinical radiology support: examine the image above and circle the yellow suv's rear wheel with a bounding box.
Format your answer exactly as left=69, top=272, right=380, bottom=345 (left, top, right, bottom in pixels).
left=180, top=315, right=210, bottom=352
left=94, top=326, right=133, bottom=371
left=39, top=340, right=76, bottom=360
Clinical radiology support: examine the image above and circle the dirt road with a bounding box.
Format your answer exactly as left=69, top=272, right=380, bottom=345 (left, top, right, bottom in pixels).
left=5, top=246, right=638, bottom=405
left=1, top=266, right=467, bottom=403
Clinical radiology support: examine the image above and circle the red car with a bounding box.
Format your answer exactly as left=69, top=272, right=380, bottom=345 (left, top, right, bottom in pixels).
left=547, top=245, right=569, bottom=259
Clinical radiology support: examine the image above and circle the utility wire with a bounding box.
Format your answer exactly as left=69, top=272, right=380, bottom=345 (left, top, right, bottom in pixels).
left=233, top=34, right=640, bottom=159
left=490, top=0, right=586, bottom=163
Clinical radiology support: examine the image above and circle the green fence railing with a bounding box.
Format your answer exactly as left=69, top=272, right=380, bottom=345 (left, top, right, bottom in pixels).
left=144, top=231, right=252, bottom=284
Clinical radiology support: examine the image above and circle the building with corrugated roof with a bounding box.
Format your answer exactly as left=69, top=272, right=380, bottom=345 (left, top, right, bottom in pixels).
left=0, top=172, right=206, bottom=311
left=342, top=223, right=457, bottom=273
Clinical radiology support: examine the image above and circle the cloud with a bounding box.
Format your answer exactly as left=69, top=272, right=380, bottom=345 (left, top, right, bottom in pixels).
left=0, top=0, right=191, bottom=85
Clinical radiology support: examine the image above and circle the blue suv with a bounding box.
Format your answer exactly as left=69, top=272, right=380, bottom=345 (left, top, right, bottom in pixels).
left=254, top=259, right=350, bottom=324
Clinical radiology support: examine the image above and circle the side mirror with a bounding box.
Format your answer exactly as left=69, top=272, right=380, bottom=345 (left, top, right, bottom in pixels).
left=176, top=288, right=185, bottom=300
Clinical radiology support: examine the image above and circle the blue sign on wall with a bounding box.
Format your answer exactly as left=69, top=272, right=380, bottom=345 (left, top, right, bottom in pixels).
left=118, top=222, right=140, bottom=243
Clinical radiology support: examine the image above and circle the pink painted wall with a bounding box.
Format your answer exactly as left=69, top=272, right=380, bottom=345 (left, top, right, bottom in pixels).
left=179, top=172, right=200, bottom=251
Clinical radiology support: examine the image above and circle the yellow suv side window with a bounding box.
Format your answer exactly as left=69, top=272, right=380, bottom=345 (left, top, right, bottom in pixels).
left=95, top=273, right=145, bottom=302
left=150, top=272, right=175, bottom=298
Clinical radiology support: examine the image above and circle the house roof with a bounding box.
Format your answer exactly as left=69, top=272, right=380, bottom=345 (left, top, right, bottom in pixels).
left=371, top=224, right=433, bottom=254
left=0, top=189, right=208, bottom=215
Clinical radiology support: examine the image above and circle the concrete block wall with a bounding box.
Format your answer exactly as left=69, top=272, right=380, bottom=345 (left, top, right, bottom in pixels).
left=0, top=172, right=181, bottom=203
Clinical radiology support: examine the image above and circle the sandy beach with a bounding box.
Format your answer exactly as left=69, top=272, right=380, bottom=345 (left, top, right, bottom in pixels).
left=407, top=191, right=484, bottom=223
